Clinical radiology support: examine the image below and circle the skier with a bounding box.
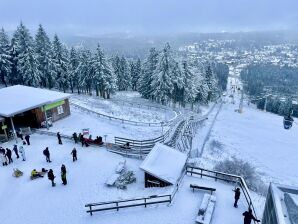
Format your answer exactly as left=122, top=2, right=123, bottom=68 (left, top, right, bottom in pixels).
left=47, top=169, right=56, bottom=187
left=233, top=187, right=241, bottom=208
left=57, top=132, right=62, bottom=145
left=43, top=147, right=51, bottom=163
left=25, top=134, right=30, bottom=145
left=19, top=146, right=26, bottom=161
left=13, top=145, right=19, bottom=159
left=71, top=148, right=77, bottom=162
left=0, top=150, right=8, bottom=166
left=6, top=148, right=13, bottom=164
left=243, top=208, right=260, bottom=224
left=61, top=164, right=67, bottom=185
left=72, top=132, right=78, bottom=144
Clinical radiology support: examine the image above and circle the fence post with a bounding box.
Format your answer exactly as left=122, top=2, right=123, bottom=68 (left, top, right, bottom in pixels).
left=145, top=198, right=147, bottom=207
left=215, top=173, right=217, bottom=181
left=200, top=169, right=202, bottom=178
left=116, top=202, right=119, bottom=211
left=89, top=206, right=93, bottom=216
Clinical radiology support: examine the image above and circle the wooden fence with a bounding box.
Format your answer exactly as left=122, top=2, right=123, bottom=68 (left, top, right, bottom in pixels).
left=85, top=194, right=172, bottom=215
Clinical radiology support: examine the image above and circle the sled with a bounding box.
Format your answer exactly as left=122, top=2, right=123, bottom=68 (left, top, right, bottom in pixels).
left=12, top=169, right=23, bottom=178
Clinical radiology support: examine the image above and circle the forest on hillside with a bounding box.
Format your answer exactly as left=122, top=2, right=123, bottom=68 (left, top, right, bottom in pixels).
left=0, top=23, right=229, bottom=107
left=241, top=64, right=298, bottom=117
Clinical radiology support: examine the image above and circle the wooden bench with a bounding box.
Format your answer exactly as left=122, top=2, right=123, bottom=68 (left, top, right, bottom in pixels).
left=190, top=184, right=216, bottom=195
left=196, top=193, right=217, bottom=224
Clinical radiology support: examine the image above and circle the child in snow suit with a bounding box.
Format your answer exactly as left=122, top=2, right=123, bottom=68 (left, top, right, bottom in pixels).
left=61, top=164, right=67, bottom=185
left=72, top=132, right=78, bottom=144
left=31, top=169, right=44, bottom=178
left=19, top=146, right=26, bottom=161
left=48, top=169, right=56, bottom=187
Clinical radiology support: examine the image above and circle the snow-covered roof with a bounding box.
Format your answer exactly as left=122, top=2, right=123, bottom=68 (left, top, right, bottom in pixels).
left=140, top=143, right=187, bottom=185
left=0, top=85, right=71, bottom=117
left=270, top=183, right=298, bottom=224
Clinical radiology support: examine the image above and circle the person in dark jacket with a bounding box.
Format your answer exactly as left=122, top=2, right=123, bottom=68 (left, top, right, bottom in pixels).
left=79, top=133, right=84, bottom=147
left=61, top=164, right=67, bottom=185
left=72, top=132, right=78, bottom=144
left=25, top=135, right=30, bottom=145
left=47, top=169, right=56, bottom=187
left=57, top=132, right=62, bottom=145
left=71, top=148, right=77, bottom=162
left=43, top=147, right=51, bottom=163
left=243, top=208, right=260, bottom=224
left=6, top=148, right=13, bottom=163
left=13, top=145, right=19, bottom=159
left=233, top=187, right=241, bottom=207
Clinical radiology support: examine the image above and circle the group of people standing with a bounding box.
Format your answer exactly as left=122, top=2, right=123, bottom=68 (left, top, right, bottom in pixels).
left=1, top=144, right=26, bottom=166
left=46, top=164, right=67, bottom=187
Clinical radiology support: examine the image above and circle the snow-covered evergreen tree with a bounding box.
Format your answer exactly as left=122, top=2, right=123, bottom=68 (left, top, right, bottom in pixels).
left=68, top=47, right=79, bottom=93
left=113, top=56, right=131, bottom=91
left=13, top=23, right=40, bottom=87
left=139, top=48, right=159, bottom=99
left=131, top=58, right=141, bottom=91
left=171, top=61, right=184, bottom=105
left=151, top=43, right=175, bottom=105
left=76, top=49, right=93, bottom=94
left=181, top=60, right=198, bottom=105
left=93, top=45, right=117, bottom=98
left=52, top=34, right=69, bottom=92
left=35, top=24, right=56, bottom=88
left=205, top=65, right=218, bottom=102
left=0, top=28, right=11, bottom=87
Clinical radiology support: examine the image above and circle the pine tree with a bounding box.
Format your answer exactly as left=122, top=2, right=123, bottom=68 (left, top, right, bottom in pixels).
left=205, top=65, right=218, bottom=102
left=131, top=58, right=141, bottom=91
left=0, top=28, right=11, bottom=87
left=151, top=43, right=175, bottom=105
left=139, top=48, right=158, bottom=99
left=52, top=34, right=68, bottom=92
left=93, top=45, right=117, bottom=98
left=68, top=47, right=79, bottom=93
left=181, top=60, right=198, bottom=105
left=76, top=49, right=93, bottom=94
left=13, top=22, right=40, bottom=87
left=171, top=61, right=184, bottom=105
left=113, top=56, right=131, bottom=91
left=35, top=24, right=56, bottom=88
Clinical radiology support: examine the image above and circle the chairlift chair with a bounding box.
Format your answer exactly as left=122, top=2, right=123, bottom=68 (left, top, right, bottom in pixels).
left=283, top=116, right=294, bottom=130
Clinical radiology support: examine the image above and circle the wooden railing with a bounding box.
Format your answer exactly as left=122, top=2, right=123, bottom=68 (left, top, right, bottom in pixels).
left=85, top=194, right=172, bottom=216
left=186, top=166, right=259, bottom=224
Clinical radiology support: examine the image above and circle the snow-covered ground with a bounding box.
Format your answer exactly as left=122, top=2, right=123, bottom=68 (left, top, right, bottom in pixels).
left=71, top=93, right=176, bottom=123
left=47, top=106, right=165, bottom=142
left=199, top=99, right=298, bottom=187
left=0, top=134, right=172, bottom=224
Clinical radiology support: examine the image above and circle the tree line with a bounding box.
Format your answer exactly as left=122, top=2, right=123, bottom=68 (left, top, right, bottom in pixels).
left=241, top=64, right=298, bottom=117
left=0, top=23, right=226, bottom=106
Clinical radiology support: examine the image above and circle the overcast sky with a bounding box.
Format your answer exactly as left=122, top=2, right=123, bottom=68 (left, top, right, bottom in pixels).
left=1, top=0, right=298, bottom=36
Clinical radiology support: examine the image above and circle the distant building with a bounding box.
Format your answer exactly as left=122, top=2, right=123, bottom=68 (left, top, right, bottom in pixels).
left=0, top=85, right=71, bottom=141
left=262, top=183, right=298, bottom=224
